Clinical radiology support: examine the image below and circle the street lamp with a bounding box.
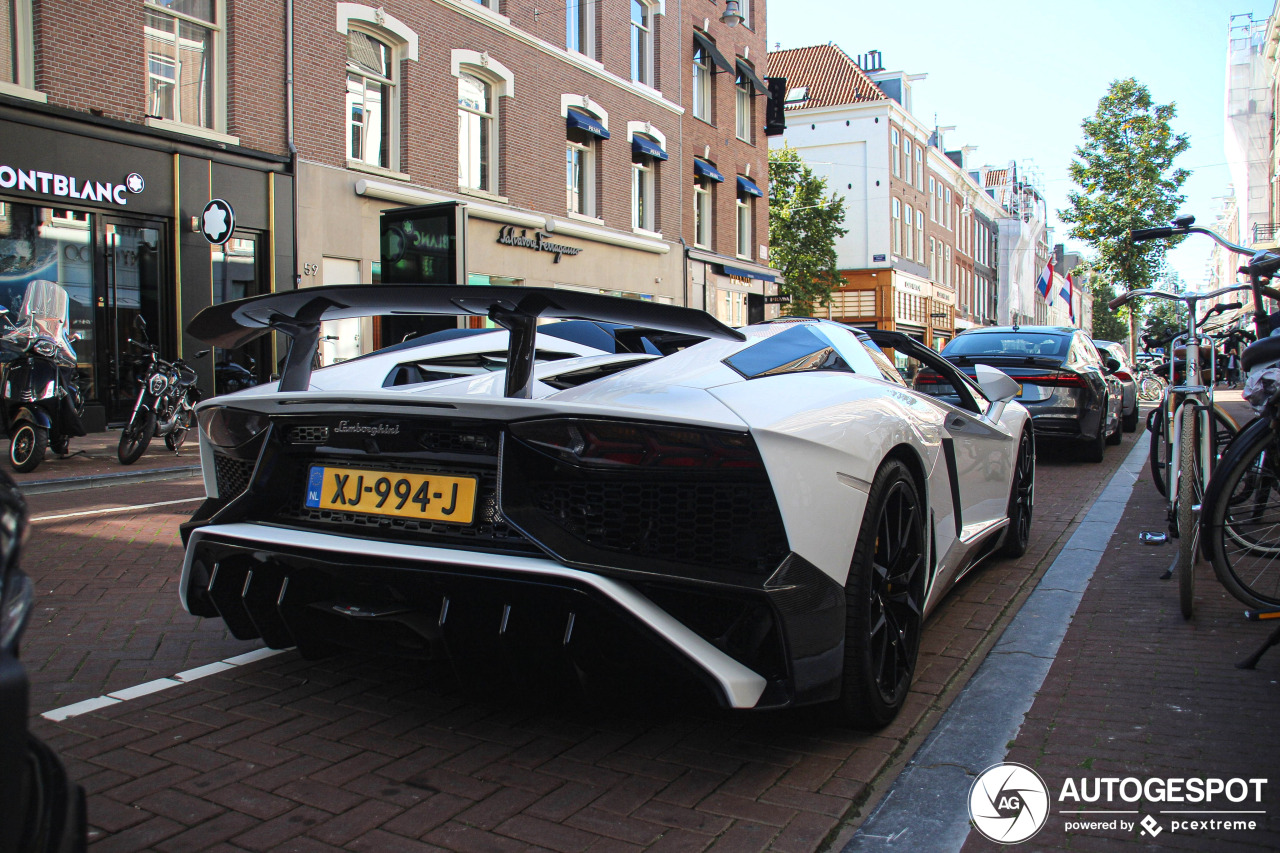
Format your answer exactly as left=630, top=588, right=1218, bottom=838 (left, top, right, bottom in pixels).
left=720, top=0, right=744, bottom=26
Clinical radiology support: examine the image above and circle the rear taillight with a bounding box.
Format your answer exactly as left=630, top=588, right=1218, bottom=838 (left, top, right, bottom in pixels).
left=509, top=419, right=764, bottom=469
left=914, top=371, right=944, bottom=385
left=1022, top=372, right=1088, bottom=388
left=1114, top=370, right=1132, bottom=382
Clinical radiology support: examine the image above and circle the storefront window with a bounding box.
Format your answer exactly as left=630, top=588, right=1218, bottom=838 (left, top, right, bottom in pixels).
left=212, top=233, right=270, bottom=390
left=0, top=202, right=94, bottom=366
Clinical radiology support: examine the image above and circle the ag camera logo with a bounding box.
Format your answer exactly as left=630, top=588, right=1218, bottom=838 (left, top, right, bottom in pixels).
left=969, top=762, right=1050, bottom=844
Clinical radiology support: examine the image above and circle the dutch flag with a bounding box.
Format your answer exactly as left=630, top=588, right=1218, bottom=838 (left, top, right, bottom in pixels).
left=1036, top=261, right=1054, bottom=304
left=1060, top=274, right=1075, bottom=323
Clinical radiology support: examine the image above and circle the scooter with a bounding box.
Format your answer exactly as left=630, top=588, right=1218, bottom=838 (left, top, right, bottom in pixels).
left=117, top=315, right=208, bottom=464
left=0, top=280, right=86, bottom=473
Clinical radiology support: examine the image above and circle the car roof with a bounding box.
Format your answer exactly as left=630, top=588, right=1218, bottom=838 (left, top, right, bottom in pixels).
left=956, top=326, right=1077, bottom=336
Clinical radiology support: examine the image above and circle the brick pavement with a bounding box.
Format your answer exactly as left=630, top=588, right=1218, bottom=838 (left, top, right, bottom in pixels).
left=21, top=433, right=1139, bottom=852
left=962, top=426, right=1280, bottom=851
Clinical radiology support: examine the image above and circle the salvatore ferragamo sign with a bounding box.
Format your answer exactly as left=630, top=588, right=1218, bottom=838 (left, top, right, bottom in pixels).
left=496, top=225, right=582, bottom=263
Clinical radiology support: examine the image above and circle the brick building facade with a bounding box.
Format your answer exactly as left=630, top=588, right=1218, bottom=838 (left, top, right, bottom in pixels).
left=0, top=0, right=780, bottom=420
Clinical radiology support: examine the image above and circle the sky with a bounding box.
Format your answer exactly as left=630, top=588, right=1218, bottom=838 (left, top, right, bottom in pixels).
left=766, top=0, right=1274, bottom=288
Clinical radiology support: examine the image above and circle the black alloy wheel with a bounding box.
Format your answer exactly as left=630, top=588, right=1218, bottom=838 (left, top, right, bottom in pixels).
left=827, top=458, right=926, bottom=729
left=9, top=423, right=46, bottom=473
left=117, top=412, right=155, bottom=465
left=999, top=428, right=1035, bottom=558
left=1083, top=396, right=1108, bottom=463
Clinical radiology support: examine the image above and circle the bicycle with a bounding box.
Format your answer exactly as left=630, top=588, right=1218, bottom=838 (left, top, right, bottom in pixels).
left=1128, top=217, right=1280, bottom=623
left=1112, top=227, right=1256, bottom=620
left=1145, top=324, right=1246, bottom=501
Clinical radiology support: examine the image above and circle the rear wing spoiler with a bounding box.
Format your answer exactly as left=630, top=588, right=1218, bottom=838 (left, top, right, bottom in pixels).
left=187, top=284, right=746, bottom=398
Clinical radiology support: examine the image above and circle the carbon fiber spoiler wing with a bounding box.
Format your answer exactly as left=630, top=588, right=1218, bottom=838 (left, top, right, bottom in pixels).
left=187, top=284, right=746, bottom=397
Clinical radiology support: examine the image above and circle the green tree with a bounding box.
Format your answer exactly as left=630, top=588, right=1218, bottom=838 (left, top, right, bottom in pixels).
left=1060, top=78, right=1190, bottom=351
left=768, top=145, right=848, bottom=316
left=1083, top=270, right=1128, bottom=341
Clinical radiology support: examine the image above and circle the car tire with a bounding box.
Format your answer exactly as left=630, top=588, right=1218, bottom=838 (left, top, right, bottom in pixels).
left=998, top=428, right=1035, bottom=558
left=1083, top=403, right=1107, bottom=463
left=1121, top=404, right=1141, bottom=432
left=1107, top=406, right=1123, bottom=445
left=825, top=458, right=926, bottom=730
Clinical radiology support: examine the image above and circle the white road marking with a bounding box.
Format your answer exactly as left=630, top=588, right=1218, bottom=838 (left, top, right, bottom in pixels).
left=41, top=647, right=291, bottom=722
left=32, top=496, right=204, bottom=523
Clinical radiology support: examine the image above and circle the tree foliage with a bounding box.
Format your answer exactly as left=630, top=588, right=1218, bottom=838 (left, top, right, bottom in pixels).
left=1059, top=78, right=1190, bottom=301
left=1083, top=270, right=1128, bottom=341
left=768, top=145, right=848, bottom=316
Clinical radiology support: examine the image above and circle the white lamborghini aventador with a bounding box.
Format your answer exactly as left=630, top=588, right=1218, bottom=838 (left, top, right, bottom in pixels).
left=177, top=286, right=1033, bottom=728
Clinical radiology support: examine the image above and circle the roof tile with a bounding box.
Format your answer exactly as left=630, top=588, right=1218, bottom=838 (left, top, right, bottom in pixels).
left=766, top=44, right=887, bottom=110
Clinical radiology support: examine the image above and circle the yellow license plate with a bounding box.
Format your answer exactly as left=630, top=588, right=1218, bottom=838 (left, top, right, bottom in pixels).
left=304, top=465, right=478, bottom=524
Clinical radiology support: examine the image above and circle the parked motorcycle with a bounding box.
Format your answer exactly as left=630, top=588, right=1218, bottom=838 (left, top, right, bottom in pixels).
left=117, top=316, right=208, bottom=464
left=0, top=280, right=86, bottom=473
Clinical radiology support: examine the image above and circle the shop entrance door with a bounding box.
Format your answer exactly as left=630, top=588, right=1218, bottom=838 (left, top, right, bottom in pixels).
left=100, top=218, right=166, bottom=422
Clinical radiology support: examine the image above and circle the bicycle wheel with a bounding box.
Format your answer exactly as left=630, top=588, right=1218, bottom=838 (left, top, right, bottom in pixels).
left=1204, top=417, right=1280, bottom=609
left=1155, top=403, right=1239, bottom=498
left=1176, top=406, right=1199, bottom=619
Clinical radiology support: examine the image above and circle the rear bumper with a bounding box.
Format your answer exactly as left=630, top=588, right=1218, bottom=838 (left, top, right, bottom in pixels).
left=181, top=524, right=846, bottom=711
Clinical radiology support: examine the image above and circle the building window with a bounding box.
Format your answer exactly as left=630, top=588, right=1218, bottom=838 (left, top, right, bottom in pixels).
left=915, top=210, right=924, bottom=262
left=629, top=133, right=660, bottom=227
left=458, top=72, right=495, bottom=192
left=945, top=245, right=952, bottom=284
left=945, top=188, right=952, bottom=228
left=735, top=73, right=752, bottom=141
left=915, top=147, right=923, bottom=189
left=738, top=0, right=750, bottom=29
left=631, top=0, right=653, bottom=85
left=736, top=194, right=752, bottom=258
left=903, top=204, right=913, bottom=260
left=891, top=129, right=900, bottom=179
left=567, top=143, right=590, bottom=215
left=903, top=139, right=912, bottom=185
left=144, top=0, right=220, bottom=129
left=694, top=177, right=712, bottom=248
left=632, top=145, right=657, bottom=231
left=693, top=45, right=711, bottom=122
left=346, top=31, right=393, bottom=169
left=567, top=0, right=593, bottom=56
left=892, top=198, right=901, bottom=256
left=929, top=237, right=936, bottom=280
left=929, top=177, right=936, bottom=221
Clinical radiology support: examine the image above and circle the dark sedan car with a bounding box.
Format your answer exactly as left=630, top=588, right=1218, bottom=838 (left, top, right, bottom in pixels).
left=936, top=326, right=1122, bottom=462
left=0, top=474, right=85, bottom=853
left=1093, top=340, right=1139, bottom=432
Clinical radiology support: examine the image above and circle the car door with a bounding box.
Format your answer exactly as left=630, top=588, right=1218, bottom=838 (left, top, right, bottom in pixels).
left=864, top=331, right=1013, bottom=549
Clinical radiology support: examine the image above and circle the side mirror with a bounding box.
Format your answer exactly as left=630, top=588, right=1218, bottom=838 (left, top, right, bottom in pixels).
left=975, top=363, right=1019, bottom=402
left=1104, top=357, right=1121, bottom=374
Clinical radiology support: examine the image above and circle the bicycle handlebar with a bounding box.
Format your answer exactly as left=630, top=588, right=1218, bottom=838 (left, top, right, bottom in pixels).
left=1131, top=226, right=1175, bottom=241
left=1109, top=283, right=1252, bottom=312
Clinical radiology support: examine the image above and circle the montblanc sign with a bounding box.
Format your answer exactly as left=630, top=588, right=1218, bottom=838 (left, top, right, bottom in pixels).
left=0, top=163, right=146, bottom=206
left=496, top=225, right=582, bottom=263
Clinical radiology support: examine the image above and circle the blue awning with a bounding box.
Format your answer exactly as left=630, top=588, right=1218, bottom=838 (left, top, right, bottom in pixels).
left=721, top=263, right=777, bottom=282
left=567, top=107, right=610, bottom=139
left=737, top=176, right=763, bottom=197
left=631, top=135, right=668, bottom=161
left=693, top=158, right=724, bottom=182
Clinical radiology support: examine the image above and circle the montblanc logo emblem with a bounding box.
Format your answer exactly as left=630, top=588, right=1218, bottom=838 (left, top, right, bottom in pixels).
left=334, top=420, right=400, bottom=437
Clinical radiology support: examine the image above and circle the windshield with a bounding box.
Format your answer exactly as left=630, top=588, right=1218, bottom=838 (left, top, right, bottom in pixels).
left=943, top=332, right=1070, bottom=358
left=2, top=280, right=77, bottom=365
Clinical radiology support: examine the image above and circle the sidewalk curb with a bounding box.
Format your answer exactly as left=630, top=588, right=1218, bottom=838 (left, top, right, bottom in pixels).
left=18, top=464, right=202, bottom=495
left=843, top=437, right=1148, bottom=852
